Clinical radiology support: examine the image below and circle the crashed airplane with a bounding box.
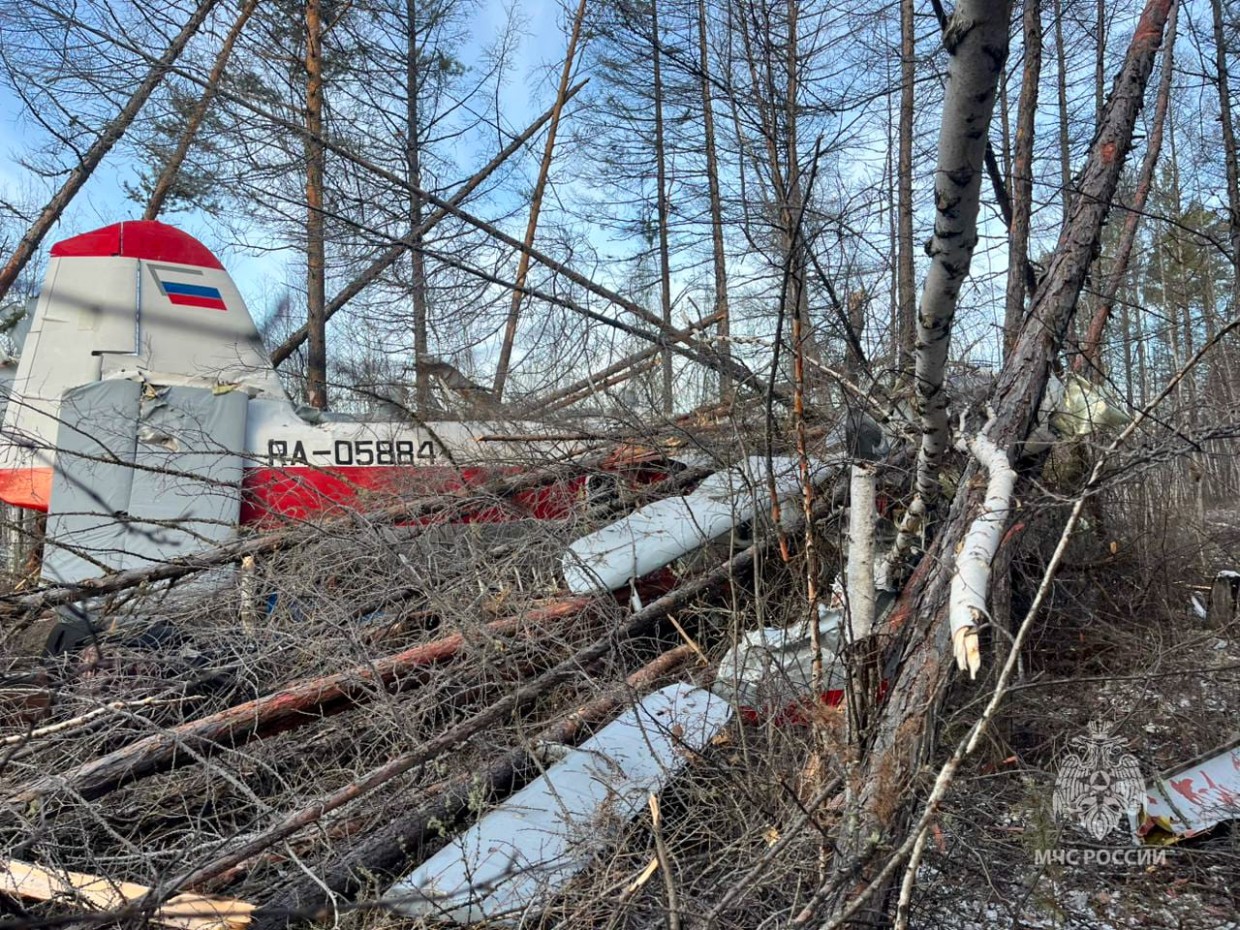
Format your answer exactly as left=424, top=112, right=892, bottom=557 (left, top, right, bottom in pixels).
left=0, top=221, right=596, bottom=598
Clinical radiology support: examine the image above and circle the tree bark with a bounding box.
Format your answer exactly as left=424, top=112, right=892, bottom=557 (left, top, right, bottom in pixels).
left=1053, top=0, right=1073, bottom=216
left=810, top=2, right=1174, bottom=923
left=896, top=0, right=917, bottom=376
left=1003, top=0, right=1042, bottom=357
left=406, top=0, right=432, bottom=415
left=1077, top=0, right=1177, bottom=374
left=304, top=0, right=329, bottom=410
left=698, top=0, right=731, bottom=402
left=910, top=0, right=1012, bottom=504
left=0, top=0, right=222, bottom=303
left=1210, top=0, right=1240, bottom=372
left=653, top=0, right=675, bottom=415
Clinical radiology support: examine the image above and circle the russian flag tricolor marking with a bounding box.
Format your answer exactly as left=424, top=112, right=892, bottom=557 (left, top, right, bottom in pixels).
left=153, top=268, right=227, bottom=311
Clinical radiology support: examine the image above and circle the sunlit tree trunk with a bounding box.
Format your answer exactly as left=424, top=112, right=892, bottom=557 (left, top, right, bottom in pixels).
left=304, top=0, right=329, bottom=410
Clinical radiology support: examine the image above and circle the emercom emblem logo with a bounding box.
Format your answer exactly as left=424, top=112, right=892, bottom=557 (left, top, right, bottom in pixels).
left=1053, top=720, right=1144, bottom=840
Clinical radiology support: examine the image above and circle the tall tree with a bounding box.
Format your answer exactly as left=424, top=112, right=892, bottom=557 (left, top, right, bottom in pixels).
left=304, top=0, right=329, bottom=410
left=698, top=0, right=732, bottom=402
left=1003, top=0, right=1042, bottom=356
left=895, top=0, right=916, bottom=375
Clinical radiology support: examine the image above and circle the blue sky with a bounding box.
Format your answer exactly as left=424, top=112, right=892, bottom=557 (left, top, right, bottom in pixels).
left=0, top=0, right=564, bottom=320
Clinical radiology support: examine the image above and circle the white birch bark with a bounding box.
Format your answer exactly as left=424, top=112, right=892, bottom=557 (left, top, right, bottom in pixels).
left=949, top=432, right=1016, bottom=678
left=847, top=464, right=877, bottom=639
left=911, top=0, right=1012, bottom=503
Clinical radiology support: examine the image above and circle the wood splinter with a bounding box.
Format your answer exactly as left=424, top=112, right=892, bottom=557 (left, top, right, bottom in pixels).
left=0, top=858, right=254, bottom=930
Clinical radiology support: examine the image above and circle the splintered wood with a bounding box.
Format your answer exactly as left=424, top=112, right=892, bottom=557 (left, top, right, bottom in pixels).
left=0, top=858, right=254, bottom=930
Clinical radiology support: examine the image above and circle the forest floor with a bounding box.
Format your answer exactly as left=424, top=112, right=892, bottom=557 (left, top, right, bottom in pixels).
left=910, top=504, right=1240, bottom=929
left=4, top=492, right=1240, bottom=929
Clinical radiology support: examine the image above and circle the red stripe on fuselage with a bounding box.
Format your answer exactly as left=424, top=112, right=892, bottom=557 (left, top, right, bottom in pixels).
left=240, top=465, right=584, bottom=525
left=0, top=464, right=583, bottom=525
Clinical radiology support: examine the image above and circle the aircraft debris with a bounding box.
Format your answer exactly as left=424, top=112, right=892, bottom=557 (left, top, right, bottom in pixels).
left=382, top=683, right=732, bottom=925
left=1138, top=737, right=1240, bottom=842
left=562, top=454, right=842, bottom=594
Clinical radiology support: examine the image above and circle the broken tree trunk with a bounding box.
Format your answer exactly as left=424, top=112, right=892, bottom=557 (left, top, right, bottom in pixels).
left=847, top=464, right=877, bottom=639
left=0, top=858, right=253, bottom=930
left=803, top=0, right=1175, bottom=924
left=5, top=598, right=593, bottom=808
left=948, top=432, right=1015, bottom=679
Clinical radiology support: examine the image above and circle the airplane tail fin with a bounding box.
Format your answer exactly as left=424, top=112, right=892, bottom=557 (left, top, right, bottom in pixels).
left=0, top=220, right=284, bottom=509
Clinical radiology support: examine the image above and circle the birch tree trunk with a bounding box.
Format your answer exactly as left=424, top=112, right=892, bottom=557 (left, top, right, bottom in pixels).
left=910, top=0, right=1011, bottom=504
left=0, top=0, right=222, bottom=303
left=806, top=0, right=1173, bottom=923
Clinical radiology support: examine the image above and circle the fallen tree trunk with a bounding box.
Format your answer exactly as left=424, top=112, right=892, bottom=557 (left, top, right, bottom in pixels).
left=5, top=598, right=594, bottom=808
left=805, top=0, right=1176, bottom=924
left=0, top=858, right=253, bottom=930
left=246, top=645, right=697, bottom=925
